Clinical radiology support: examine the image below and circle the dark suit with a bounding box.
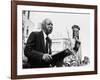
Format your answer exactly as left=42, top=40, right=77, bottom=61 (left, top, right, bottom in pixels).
left=24, top=31, right=52, bottom=68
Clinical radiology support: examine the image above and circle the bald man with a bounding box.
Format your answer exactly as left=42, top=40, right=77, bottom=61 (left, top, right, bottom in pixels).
left=24, top=18, right=53, bottom=68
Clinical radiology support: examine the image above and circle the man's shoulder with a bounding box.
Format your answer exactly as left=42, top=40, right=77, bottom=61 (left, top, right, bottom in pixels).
left=29, top=31, right=42, bottom=36
left=30, top=31, right=41, bottom=34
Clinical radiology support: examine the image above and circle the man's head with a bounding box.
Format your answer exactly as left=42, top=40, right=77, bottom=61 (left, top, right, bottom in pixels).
left=41, top=18, right=53, bottom=35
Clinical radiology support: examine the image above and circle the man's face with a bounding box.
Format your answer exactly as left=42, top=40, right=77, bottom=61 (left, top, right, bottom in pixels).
left=44, top=19, right=53, bottom=35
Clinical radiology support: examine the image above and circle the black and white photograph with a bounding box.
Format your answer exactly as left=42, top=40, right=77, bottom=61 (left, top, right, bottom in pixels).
left=22, top=10, right=90, bottom=68
left=11, top=1, right=97, bottom=79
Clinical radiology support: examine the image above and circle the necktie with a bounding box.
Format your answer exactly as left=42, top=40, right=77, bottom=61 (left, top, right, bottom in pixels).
left=45, top=36, right=51, bottom=54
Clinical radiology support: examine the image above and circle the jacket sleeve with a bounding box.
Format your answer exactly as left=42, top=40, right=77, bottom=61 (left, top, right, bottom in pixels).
left=24, top=32, right=43, bottom=62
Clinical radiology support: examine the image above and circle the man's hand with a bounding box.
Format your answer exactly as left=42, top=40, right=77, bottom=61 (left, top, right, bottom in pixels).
left=42, top=54, right=52, bottom=62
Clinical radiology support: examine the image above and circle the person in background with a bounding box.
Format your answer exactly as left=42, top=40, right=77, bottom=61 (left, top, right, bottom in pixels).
left=63, top=25, right=81, bottom=67
left=72, top=25, right=81, bottom=65
left=81, top=56, right=90, bottom=66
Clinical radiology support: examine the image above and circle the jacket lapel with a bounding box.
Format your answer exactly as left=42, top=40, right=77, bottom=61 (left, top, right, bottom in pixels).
left=39, top=31, right=52, bottom=54
left=39, top=31, right=46, bottom=53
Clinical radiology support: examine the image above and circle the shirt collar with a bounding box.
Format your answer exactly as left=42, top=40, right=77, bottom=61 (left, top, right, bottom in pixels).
left=42, top=31, right=47, bottom=39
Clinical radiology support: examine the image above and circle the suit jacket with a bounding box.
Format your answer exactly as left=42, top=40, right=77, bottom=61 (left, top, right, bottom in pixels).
left=24, top=31, right=52, bottom=68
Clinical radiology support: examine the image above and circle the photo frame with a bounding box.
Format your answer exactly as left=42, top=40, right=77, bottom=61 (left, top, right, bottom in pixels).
left=11, top=1, right=97, bottom=79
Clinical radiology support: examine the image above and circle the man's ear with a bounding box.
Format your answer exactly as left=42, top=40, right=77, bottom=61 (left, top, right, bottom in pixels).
left=42, top=22, right=46, bottom=30
left=41, top=23, right=44, bottom=29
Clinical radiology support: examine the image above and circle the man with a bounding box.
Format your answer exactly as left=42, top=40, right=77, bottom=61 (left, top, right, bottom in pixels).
left=24, top=18, right=53, bottom=68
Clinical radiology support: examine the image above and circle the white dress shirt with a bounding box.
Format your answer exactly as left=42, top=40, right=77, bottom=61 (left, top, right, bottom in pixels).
left=42, top=31, right=47, bottom=46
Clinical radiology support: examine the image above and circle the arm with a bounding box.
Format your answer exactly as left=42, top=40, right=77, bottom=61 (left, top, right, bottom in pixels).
left=24, top=32, right=43, bottom=62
